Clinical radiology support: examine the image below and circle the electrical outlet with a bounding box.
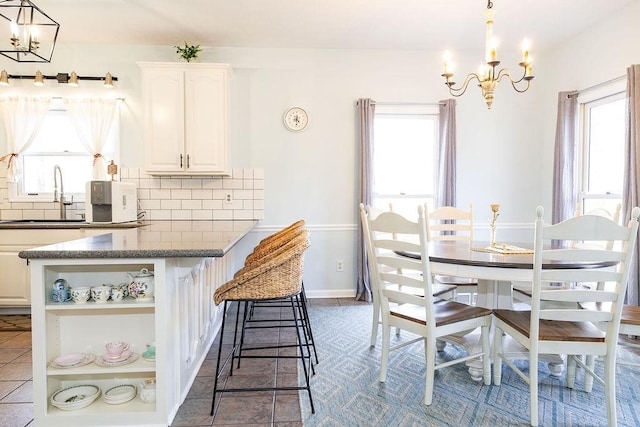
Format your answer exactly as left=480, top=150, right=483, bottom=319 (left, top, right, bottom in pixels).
left=336, top=259, right=344, bottom=272
left=224, top=193, right=233, bottom=204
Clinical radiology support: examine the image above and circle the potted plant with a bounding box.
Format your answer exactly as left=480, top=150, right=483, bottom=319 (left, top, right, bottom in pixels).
left=175, top=42, right=202, bottom=63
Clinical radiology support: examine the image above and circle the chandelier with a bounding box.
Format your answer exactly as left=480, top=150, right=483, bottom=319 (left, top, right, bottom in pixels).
left=0, top=0, right=59, bottom=63
left=441, top=0, right=534, bottom=109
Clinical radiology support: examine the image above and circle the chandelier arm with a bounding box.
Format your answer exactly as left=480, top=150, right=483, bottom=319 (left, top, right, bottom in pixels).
left=446, top=73, right=481, bottom=97
left=494, top=67, right=532, bottom=93
left=495, top=67, right=525, bottom=85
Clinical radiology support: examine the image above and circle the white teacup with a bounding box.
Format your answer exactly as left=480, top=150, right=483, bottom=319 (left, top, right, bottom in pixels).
left=111, top=287, right=125, bottom=302
left=91, top=285, right=111, bottom=303
left=106, top=341, right=130, bottom=358
left=70, top=287, right=90, bottom=304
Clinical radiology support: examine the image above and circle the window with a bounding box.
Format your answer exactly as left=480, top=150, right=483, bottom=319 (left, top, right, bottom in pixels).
left=10, top=99, right=119, bottom=202
left=578, top=90, right=626, bottom=216
left=373, top=105, right=438, bottom=220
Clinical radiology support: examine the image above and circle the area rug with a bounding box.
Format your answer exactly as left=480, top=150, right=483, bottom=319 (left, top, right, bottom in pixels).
left=300, top=303, right=640, bottom=426
left=0, top=315, right=31, bottom=332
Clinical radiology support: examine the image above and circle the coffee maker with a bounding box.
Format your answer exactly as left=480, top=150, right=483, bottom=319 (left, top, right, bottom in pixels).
left=85, top=181, right=138, bottom=223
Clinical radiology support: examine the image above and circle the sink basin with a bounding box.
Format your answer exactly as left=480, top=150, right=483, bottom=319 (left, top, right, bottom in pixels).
left=1, top=219, right=87, bottom=224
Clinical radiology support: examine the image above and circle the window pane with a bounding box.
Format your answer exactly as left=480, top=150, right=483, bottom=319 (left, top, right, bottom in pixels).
left=28, top=110, right=85, bottom=153
left=373, top=115, right=435, bottom=195
left=22, top=155, right=92, bottom=194
left=586, top=98, right=625, bottom=194
left=372, top=111, right=437, bottom=220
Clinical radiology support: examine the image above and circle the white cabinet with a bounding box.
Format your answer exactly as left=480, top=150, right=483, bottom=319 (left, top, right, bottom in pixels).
left=139, top=62, right=232, bottom=176
left=0, top=230, right=82, bottom=307
left=0, top=228, right=122, bottom=307
left=31, top=258, right=168, bottom=427
left=30, top=251, right=236, bottom=426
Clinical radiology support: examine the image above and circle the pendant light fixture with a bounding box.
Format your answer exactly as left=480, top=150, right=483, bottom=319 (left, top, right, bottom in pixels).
left=0, top=0, right=60, bottom=63
left=441, top=0, right=535, bottom=109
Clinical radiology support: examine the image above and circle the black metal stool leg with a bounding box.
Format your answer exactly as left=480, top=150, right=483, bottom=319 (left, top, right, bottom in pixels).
left=290, top=295, right=315, bottom=413
left=236, top=301, right=250, bottom=369
left=210, top=300, right=228, bottom=416
left=300, top=286, right=319, bottom=364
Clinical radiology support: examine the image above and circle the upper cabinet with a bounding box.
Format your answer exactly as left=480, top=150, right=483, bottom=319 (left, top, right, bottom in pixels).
left=139, top=62, right=232, bottom=175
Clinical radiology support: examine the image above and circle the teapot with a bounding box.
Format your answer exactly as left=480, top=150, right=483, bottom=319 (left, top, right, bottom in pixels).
left=138, top=379, right=156, bottom=403
left=126, top=268, right=155, bottom=302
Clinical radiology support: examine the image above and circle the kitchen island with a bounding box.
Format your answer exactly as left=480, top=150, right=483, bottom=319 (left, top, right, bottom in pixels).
left=19, top=220, right=257, bottom=427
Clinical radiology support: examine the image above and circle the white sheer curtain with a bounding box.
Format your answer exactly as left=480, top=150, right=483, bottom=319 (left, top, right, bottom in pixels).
left=0, top=96, right=51, bottom=182
left=64, top=97, right=119, bottom=180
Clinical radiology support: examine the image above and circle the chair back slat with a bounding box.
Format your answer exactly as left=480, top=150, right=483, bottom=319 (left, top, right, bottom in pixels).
left=425, top=204, right=473, bottom=243
left=540, top=269, right=621, bottom=283
left=540, top=310, right=613, bottom=323
left=539, top=289, right=617, bottom=303
left=373, top=239, right=420, bottom=253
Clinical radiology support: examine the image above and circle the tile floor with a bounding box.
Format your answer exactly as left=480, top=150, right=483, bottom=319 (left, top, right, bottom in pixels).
left=0, top=298, right=352, bottom=427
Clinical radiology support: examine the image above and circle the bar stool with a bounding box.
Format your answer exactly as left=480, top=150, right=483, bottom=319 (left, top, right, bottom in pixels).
left=240, top=221, right=318, bottom=365
left=210, top=231, right=314, bottom=416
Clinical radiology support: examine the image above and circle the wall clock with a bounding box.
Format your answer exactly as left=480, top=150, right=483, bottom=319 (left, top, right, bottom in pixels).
left=283, top=107, right=309, bottom=132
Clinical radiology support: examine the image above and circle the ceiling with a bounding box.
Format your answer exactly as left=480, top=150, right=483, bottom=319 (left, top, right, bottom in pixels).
left=33, top=0, right=636, bottom=52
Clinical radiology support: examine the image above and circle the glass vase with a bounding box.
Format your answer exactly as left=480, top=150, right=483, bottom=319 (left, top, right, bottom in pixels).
left=490, top=224, right=497, bottom=247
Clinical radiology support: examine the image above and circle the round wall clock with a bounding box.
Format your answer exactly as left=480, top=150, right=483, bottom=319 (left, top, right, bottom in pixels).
left=283, top=107, right=309, bottom=132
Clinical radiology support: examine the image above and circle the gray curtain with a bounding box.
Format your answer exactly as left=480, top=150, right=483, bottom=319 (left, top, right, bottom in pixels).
left=356, top=98, right=375, bottom=301
left=437, top=99, right=456, bottom=207
left=623, top=64, right=640, bottom=306
left=552, top=91, right=579, bottom=224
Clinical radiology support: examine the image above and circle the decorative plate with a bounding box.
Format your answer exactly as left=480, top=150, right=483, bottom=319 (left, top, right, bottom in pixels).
left=95, top=351, right=139, bottom=367
left=101, top=349, right=132, bottom=363
left=50, top=384, right=101, bottom=411
left=50, top=353, right=96, bottom=369
left=103, top=384, right=136, bottom=405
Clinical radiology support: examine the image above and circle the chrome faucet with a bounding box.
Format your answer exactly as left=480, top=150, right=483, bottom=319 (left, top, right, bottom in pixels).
left=53, top=165, right=73, bottom=220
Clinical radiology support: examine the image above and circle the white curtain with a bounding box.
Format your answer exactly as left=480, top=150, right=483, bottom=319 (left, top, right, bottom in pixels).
left=64, top=97, right=119, bottom=180
left=0, top=96, right=51, bottom=182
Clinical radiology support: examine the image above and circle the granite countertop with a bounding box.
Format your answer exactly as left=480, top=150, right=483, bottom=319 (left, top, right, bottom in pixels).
left=0, top=220, right=146, bottom=229
left=18, top=220, right=257, bottom=259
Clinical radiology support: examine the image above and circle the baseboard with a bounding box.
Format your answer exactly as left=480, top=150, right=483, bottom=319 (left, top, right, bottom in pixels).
left=305, top=289, right=356, bottom=299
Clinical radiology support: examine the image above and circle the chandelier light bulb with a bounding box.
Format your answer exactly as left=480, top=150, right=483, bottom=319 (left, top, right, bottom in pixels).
left=9, top=21, right=18, bottom=38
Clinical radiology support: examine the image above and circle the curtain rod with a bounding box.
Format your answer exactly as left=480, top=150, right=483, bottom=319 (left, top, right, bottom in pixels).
left=373, top=101, right=444, bottom=106
left=51, top=96, right=126, bottom=101
left=568, top=74, right=626, bottom=98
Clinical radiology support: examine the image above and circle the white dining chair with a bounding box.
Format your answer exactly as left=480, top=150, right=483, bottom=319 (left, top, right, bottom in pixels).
left=362, top=203, right=492, bottom=405
left=360, top=203, right=457, bottom=347
left=492, top=205, right=640, bottom=427
left=425, top=203, right=478, bottom=305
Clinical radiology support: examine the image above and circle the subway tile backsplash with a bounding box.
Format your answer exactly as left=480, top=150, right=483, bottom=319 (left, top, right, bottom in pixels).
left=0, top=167, right=264, bottom=221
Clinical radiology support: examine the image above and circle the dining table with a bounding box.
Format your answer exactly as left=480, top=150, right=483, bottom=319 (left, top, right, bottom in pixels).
left=398, top=240, right=617, bottom=381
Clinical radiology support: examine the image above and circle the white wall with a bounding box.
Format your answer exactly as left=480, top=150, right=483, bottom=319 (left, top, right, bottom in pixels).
left=1, top=1, right=639, bottom=297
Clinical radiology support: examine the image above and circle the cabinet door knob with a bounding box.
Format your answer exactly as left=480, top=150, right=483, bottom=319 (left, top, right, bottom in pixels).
left=187, top=155, right=190, bottom=169
left=180, top=154, right=183, bottom=168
